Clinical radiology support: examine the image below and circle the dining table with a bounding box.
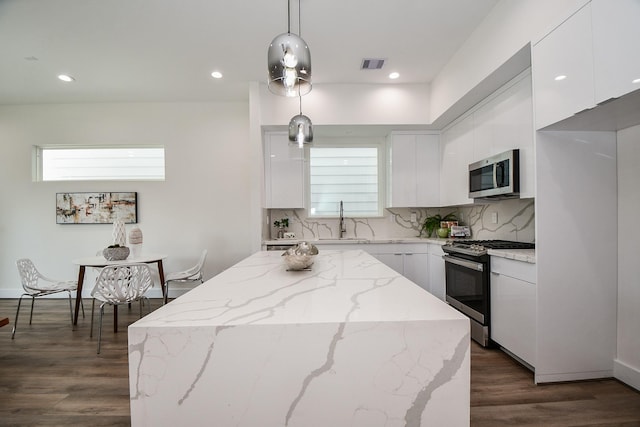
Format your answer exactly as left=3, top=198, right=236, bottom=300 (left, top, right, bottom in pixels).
left=71, top=253, right=167, bottom=329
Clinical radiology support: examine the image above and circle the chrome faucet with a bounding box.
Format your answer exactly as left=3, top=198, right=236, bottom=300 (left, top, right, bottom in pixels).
left=339, top=200, right=346, bottom=238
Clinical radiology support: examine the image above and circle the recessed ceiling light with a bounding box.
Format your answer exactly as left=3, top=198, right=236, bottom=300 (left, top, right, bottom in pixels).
left=211, top=71, right=223, bottom=79
left=632, top=78, right=640, bottom=84
left=554, top=75, right=567, bottom=81
left=57, top=74, right=75, bottom=82
left=389, top=72, right=400, bottom=80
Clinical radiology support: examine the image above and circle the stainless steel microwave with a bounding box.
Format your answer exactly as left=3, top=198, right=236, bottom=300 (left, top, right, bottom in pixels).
left=468, top=149, right=520, bottom=199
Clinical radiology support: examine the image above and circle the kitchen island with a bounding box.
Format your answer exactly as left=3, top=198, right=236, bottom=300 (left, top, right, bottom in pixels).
left=129, top=250, right=470, bottom=426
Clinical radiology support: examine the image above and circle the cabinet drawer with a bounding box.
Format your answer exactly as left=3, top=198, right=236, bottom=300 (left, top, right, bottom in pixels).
left=491, top=257, right=536, bottom=283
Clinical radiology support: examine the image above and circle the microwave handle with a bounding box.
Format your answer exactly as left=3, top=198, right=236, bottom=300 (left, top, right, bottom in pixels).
left=495, top=162, right=505, bottom=187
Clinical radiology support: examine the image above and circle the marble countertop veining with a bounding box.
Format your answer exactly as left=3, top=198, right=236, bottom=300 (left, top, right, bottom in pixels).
left=131, top=249, right=466, bottom=328
left=263, top=236, right=448, bottom=245
left=487, top=248, right=536, bottom=263
left=128, top=249, right=471, bottom=427
left=264, top=238, right=536, bottom=263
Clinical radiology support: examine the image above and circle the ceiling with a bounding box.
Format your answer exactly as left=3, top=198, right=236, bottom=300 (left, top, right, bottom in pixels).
left=0, top=0, right=499, bottom=105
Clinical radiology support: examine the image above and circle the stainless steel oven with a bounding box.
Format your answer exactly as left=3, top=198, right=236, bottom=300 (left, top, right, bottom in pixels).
left=442, top=240, right=535, bottom=347
left=443, top=246, right=490, bottom=346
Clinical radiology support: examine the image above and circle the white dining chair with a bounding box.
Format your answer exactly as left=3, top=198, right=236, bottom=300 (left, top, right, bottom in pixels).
left=90, top=263, right=154, bottom=354
left=163, top=249, right=207, bottom=304
left=13, top=258, right=84, bottom=339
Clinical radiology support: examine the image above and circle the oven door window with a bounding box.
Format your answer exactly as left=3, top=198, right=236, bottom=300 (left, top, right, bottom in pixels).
left=444, top=258, right=488, bottom=323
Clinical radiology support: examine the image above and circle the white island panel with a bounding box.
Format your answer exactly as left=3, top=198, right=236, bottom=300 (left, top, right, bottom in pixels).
left=129, top=250, right=470, bottom=426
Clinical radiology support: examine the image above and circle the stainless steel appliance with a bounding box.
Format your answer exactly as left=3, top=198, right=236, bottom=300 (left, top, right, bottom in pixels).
left=469, top=149, right=520, bottom=199
left=442, top=239, right=535, bottom=346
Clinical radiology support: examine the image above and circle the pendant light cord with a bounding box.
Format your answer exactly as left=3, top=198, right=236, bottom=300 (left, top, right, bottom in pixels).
left=298, top=0, right=302, bottom=35
left=287, top=0, right=291, bottom=34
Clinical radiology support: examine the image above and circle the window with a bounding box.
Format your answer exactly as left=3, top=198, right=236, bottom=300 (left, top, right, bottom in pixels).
left=35, top=146, right=165, bottom=181
left=309, top=146, right=382, bottom=217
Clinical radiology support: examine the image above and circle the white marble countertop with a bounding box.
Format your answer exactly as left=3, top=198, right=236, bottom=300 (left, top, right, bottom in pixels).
left=263, top=238, right=536, bottom=263
left=263, top=237, right=448, bottom=245
left=487, top=248, right=536, bottom=263
left=132, top=249, right=465, bottom=327
left=128, top=250, right=471, bottom=426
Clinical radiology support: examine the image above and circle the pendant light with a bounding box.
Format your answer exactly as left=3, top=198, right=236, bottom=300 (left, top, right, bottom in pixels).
left=267, top=0, right=311, bottom=97
left=288, top=96, right=313, bottom=147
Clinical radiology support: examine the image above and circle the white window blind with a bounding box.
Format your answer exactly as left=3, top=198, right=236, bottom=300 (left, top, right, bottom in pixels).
left=309, top=146, right=380, bottom=217
left=37, top=147, right=165, bottom=181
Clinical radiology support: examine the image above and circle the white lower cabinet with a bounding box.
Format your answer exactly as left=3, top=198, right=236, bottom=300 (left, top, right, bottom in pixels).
left=490, top=256, right=536, bottom=368
left=372, top=244, right=429, bottom=291
left=313, top=242, right=431, bottom=291
left=374, top=252, right=404, bottom=275
left=401, top=252, right=429, bottom=291
left=428, top=244, right=446, bottom=301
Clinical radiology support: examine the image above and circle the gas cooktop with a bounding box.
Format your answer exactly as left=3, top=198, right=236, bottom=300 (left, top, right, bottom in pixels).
left=443, top=239, right=535, bottom=257
left=452, top=240, right=535, bottom=250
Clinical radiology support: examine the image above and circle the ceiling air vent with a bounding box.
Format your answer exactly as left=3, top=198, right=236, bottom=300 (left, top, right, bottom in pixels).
left=361, top=58, right=385, bottom=70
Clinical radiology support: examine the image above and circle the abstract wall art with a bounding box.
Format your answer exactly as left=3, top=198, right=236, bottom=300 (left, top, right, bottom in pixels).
left=56, top=192, right=137, bottom=224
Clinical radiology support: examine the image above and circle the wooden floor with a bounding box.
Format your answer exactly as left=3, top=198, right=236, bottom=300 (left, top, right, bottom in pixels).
left=1, top=299, right=640, bottom=426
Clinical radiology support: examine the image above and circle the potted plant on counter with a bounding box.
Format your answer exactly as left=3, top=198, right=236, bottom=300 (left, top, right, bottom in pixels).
left=421, top=212, right=457, bottom=238
left=273, top=218, right=289, bottom=239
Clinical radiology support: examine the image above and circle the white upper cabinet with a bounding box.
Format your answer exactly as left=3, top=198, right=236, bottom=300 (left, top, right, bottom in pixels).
left=487, top=73, right=535, bottom=198
left=387, top=132, right=440, bottom=208
left=533, top=0, right=640, bottom=130
left=263, top=131, right=305, bottom=209
left=440, top=114, right=474, bottom=207
left=592, top=0, right=640, bottom=104
left=532, top=4, right=595, bottom=130
left=440, top=70, right=534, bottom=203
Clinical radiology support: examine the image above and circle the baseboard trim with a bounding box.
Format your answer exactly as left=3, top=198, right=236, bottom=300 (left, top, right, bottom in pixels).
left=535, top=369, right=613, bottom=384
left=614, top=358, right=640, bottom=391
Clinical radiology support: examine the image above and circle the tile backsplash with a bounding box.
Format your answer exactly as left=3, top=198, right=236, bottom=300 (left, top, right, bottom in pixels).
left=268, top=198, right=535, bottom=242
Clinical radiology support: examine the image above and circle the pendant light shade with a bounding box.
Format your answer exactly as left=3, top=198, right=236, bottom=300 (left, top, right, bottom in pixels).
left=267, top=0, right=312, bottom=97
left=288, top=113, right=313, bottom=147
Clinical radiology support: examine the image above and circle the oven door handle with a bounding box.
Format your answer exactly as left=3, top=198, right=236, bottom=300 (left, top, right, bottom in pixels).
left=442, top=254, right=484, bottom=272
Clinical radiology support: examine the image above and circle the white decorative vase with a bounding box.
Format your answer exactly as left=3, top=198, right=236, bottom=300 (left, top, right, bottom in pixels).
left=129, top=226, right=143, bottom=258
left=112, top=219, right=126, bottom=246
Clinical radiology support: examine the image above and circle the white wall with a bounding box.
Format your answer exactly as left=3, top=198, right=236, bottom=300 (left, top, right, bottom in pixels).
left=616, top=124, right=640, bottom=390
left=259, top=83, right=431, bottom=126
left=430, top=0, right=588, bottom=122
left=0, top=102, right=258, bottom=298
left=535, top=130, right=617, bottom=382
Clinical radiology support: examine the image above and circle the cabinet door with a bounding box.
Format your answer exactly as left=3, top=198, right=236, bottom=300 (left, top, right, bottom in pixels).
left=415, top=134, right=440, bottom=207
left=592, top=0, right=640, bottom=103
left=428, top=245, right=445, bottom=301
left=387, top=133, right=439, bottom=208
left=490, top=261, right=536, bottom=367
left=264, top=132, right=305, bottom=208
left=388, top=134, right=417, bottom=207
left=402, top=252, right=429, bottom=291
left=375, top=252, right=404, bottom=275
left=440, top=114, right=474, bottom=206
left=492, top=74, right=535, bottom=198
left=532, top=4, right=595, bottom=130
